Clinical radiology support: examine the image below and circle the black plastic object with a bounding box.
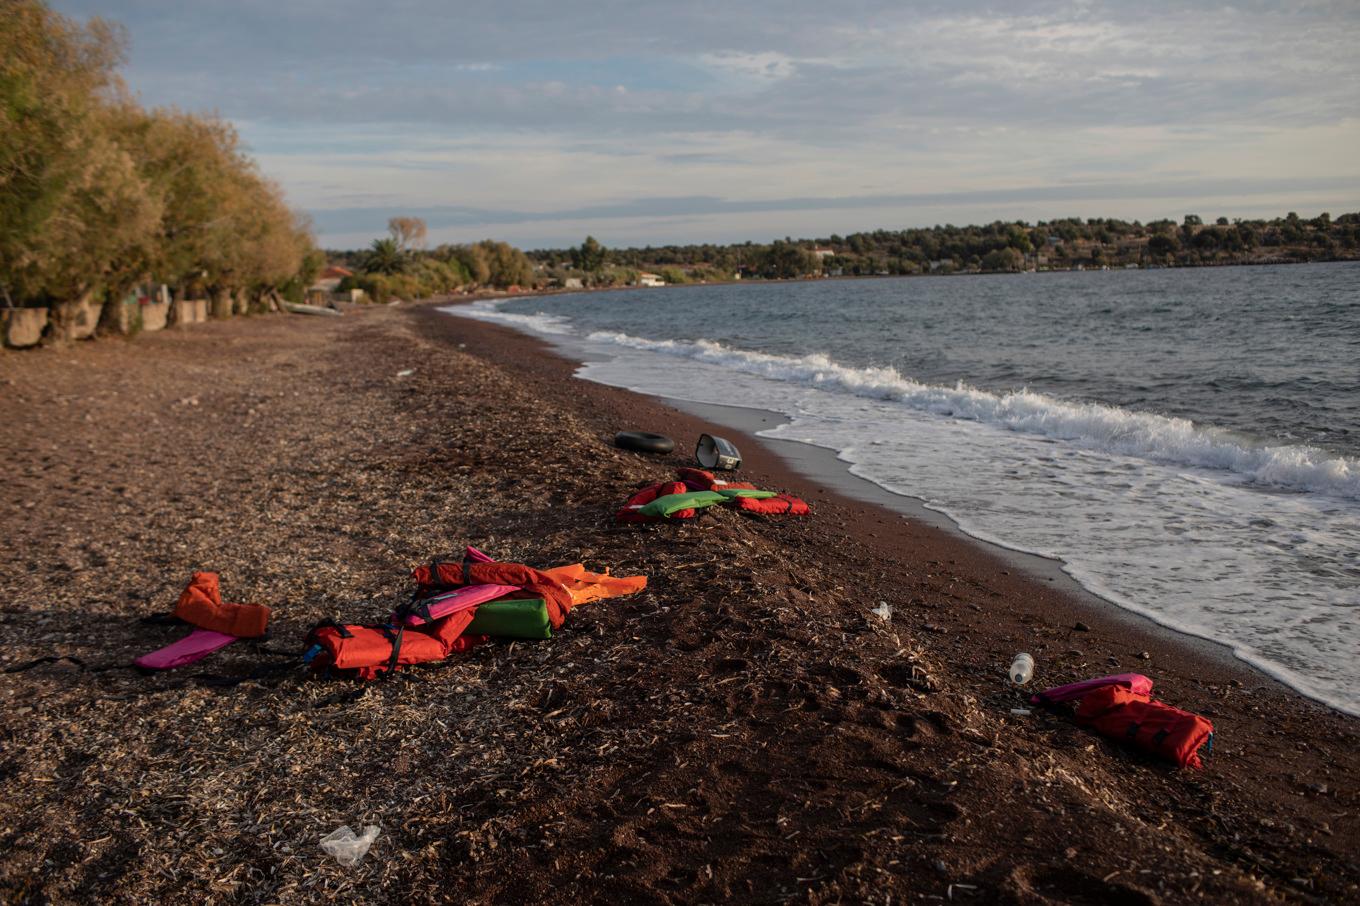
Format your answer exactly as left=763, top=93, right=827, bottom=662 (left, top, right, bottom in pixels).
left=615, top=431, right=675, bottom=454
left=696, top=433, right=742, bottom=470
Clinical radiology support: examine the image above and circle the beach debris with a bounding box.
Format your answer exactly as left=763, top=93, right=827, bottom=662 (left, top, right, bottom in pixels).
left=1029, top=673, right=1152, bottom=707
left=1030, top=674, right=1215, bottom=768
left=1074, top=621, right=1091, bottom=632
left=282, top=301, right=343, bottom=317
left=695, top=433, right=742, bottom=470
left=614, top=430, right=675, bottom=454
left=1009, top=652, right=1034, bottom=685
left=616, top=468, right=810, bottom=523
left=1074, top=685, right=1214, bottom=769
left=396, top=368, right=415, bottom=378
left=320, top=824, right=380, bottom=866
left=304, top=546, right=646, bottom=680
left=872, top=601, right=893, bottom=622
left=133, top=571, right=270, bottom=671
left=1010, top=708, right=1031, bottom=716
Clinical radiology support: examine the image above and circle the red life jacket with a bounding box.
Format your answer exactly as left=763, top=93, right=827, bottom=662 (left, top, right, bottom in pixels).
left=1075, top=685, right=1214, bottom=769
left=675, top=468, right=808, bottom=515
left=729, top=493, right=811, bottom=516
left=306, top=549, right=645, bottom=680
left=676, top=467, right=759, bottom=492
left=614, top=480, right=694, bottom=524
left=616, top=471, right=811, bottom=523
left=305, top=609, right=485, bottom=680
left=411, top=559, right=575, bottom=629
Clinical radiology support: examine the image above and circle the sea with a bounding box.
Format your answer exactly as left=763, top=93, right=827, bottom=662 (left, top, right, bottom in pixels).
left=446, top=262, right=1360, bottom=716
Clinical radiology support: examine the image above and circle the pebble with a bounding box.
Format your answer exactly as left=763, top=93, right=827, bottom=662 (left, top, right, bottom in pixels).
left=1074, top=621, right=1090, bottom=632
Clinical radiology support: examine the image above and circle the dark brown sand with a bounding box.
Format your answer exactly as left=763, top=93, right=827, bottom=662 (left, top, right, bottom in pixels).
left=0, top=299, right=1355, bottom=904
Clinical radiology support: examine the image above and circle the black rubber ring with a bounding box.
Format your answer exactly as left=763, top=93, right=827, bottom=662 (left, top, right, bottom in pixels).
left=615, top=431, right=675, bottom=454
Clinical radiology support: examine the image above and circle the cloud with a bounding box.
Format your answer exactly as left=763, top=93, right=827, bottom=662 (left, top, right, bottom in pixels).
left=698, top=51, right=799, bottom=85
left=48, top=0, right=1360, bottom=246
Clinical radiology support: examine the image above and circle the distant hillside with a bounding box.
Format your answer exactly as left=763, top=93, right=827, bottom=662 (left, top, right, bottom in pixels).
left=527, top=212, right=1360, bottom=282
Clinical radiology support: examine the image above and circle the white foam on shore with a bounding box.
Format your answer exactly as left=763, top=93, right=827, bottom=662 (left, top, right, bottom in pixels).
left=585, top=330, right=1360, bottom=502
left=453, top=300, right=574, bottom=335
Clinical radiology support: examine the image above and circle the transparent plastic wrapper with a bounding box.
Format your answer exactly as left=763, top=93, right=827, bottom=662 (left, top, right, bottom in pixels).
left=871, top=601, right=893, bottom=622
left=320, top=824, right=380, bottom=866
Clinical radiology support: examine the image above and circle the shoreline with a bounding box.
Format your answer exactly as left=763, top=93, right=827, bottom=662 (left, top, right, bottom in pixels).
left=443, top=295, right=1351, bottom=712
left=1, top=300, right=1356, bottom=902
left=659, top=397, right=1259, bottom=677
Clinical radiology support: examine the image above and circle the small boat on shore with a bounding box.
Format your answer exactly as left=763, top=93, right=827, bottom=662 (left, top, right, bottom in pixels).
left=283, top=302, right=342, bottom=317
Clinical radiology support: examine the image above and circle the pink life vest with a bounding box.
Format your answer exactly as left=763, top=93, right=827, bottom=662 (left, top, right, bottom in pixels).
left=134, top=628, right=238, bottom=671
left=1030, top=673, right=1153, bottom=706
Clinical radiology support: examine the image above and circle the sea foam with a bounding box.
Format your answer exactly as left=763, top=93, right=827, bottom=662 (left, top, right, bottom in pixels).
left=585, top=330, right=1360, bottom=501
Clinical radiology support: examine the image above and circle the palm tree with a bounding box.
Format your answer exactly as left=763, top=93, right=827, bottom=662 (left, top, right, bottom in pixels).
left=365, top=237, right=406, bottom=275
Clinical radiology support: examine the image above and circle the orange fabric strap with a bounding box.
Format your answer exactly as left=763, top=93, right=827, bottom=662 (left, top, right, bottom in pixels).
left=542, top=564, right=647, bottom=606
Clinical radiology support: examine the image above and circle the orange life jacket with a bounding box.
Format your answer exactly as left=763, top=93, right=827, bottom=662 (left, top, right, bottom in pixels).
left=306, top=552, right=646, bottom=680
left=306, top=609, right=485, bottom=680
left=412, top=560, right=576, bottom=628
left=1075, top=685, right=1214, bottom=769
left=541, top=563, right=648, bottom=605
left=172, top=571, right=271, bottom=638
left=729, top=493, right=811, bottom=516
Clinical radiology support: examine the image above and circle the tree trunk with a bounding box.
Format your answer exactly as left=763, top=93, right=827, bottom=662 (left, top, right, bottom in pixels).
left=210, top=287, right=233, bottom=320
left=45, top=288, right=99, bottom=343
left=96, top=289, right=124, bottom=336
left=164, top=286, right=181, bottom=327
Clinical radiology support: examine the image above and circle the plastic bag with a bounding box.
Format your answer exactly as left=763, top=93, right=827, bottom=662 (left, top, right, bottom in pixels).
left=320, top=824, right=380, bottom=866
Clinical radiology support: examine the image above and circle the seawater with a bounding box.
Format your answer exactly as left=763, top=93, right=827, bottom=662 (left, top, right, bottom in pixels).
left=446, top=262, right=1360, bottom=715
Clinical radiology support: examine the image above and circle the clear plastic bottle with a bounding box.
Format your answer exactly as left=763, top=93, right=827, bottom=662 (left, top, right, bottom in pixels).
left=1009, top=652, right=1034, bottom=685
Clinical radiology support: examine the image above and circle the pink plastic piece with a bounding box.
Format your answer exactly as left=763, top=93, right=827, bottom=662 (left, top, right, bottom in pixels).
left=134, top=628, right=237, bottom=670
left=464, top=546, right=495, bottom=564
left=399, top=583, right=520, bottom=626
left=1030, top=673, right=1153, bottom=706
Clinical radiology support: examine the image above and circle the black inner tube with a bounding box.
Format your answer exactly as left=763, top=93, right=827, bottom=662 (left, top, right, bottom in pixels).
left=615, top=431, right=675, bottom=454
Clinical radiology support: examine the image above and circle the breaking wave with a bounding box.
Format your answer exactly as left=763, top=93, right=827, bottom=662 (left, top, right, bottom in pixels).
left=452, top=301, right=574, bottom=335
left=585, top=330, right=1360, bottom=501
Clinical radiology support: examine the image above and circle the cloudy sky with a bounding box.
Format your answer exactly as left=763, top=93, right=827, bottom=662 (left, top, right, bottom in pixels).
left=53, top=1, right=1360, bottom=250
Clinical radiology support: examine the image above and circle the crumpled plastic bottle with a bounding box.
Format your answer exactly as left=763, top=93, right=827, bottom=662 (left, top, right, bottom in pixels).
left=1009, top=652, right=1035, bottom=685
left=320, top=824, right=381, bottom=866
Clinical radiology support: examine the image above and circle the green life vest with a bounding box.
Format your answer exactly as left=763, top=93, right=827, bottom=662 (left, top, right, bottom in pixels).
left=637, top=488, right=777, bottom=519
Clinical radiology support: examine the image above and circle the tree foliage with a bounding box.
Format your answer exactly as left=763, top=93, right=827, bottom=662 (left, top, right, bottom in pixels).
left=388, top=216, right=427, bottom=251
left=364, top=237, right=407, bottom=275
left=527, top=212, right=1360, bottom=277
left=572, top=235, right=606, bottom=272
left=0, top=0, right=314, bottom=321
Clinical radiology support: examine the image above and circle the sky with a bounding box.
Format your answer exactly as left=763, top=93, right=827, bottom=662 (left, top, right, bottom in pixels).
left=52, top=0, right=1360, bottom=250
